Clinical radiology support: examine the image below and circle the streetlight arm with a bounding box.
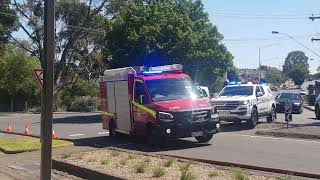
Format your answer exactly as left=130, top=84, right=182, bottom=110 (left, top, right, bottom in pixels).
left=273, top=31, right=320, bottom=58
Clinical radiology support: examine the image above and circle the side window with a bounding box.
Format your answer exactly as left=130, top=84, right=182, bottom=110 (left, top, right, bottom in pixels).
left=259, top=86, right=265, bottom=95
left=134, top=81, right=148, bottom=105
left=255, top=86, right=261, bottom=95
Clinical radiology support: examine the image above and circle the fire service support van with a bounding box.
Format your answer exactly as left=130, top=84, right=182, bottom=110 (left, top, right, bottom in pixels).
left=99, top=64, right=220, bottom=144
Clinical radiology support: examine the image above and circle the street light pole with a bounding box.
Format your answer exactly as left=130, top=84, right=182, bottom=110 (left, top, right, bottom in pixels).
left=259, top=47, right=261, bottom=82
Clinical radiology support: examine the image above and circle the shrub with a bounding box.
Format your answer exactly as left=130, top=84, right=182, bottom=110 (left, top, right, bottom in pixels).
left=152, top=166, right=166, bottom=177
left=101, top=159, right=109, bottom=165
left=163, top=158, right=175, bottom=167
left=69, top=96, right=98, bottom=112
left=232, top=169, right=249, bottom=180
left=208, top=170, right=218, bottom=178
left=134, top=162, right=148, bottom=173
left=61, top=152, right=72, bottom=159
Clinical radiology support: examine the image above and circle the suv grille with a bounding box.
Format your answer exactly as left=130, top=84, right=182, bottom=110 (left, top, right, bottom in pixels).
left=214, top=101, right=240, bottom=110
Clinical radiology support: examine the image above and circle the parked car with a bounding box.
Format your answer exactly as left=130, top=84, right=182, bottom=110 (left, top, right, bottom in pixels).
left=210, top=83, right=277, bottom=128
left=315, top=94, right=320, bottom=119
left=276, top=92, right=304, bottom=114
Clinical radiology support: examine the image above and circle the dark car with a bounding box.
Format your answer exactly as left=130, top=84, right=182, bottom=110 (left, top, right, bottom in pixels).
left=276, top=92, right=304, bottom=114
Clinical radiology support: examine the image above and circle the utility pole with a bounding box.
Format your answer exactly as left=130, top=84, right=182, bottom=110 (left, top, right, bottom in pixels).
left=259, top=47, right=261, bottom=82
left=41, top=0, right=55, bottom=180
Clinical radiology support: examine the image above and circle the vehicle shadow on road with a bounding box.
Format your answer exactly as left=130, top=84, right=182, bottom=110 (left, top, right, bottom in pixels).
left=220, top=122, right=252, bottom=132
left=53, top=115, right=101, bottom=124
left=72, top=135, right=210, bottom=153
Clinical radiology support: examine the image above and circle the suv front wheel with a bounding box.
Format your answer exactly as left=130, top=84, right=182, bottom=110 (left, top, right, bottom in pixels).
left=247, top=107, right=258, bottom=128
left=267, top=106, right=276, bottom=123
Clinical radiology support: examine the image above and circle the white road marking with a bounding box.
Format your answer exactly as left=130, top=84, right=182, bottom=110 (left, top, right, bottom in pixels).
left=69, top=133, right=85, bottom=137
left=98, top=132, right=109, bottom=135
left=239, top=134, right=320, bottom=144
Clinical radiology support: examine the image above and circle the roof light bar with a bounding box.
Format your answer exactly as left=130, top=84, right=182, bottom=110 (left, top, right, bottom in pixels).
left=149, top=64, right=183, bottom=72
left=143, top=70, right=163, bottom=75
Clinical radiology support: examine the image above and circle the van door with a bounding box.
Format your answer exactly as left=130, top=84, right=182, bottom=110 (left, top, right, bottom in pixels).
left=257, top=86, right=268, bottom=114
left=132, top=80, right=155, bottom=135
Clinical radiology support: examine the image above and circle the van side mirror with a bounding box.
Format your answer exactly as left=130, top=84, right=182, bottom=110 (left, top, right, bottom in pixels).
left=256, top=92, right=263, bottom=97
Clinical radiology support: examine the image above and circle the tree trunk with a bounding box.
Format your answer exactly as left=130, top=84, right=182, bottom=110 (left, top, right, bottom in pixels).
left=10, top=97, right=14, bottom=112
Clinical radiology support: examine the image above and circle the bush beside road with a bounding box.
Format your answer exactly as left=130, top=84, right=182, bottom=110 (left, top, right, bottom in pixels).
left=54, top=148, right=286, bottom=180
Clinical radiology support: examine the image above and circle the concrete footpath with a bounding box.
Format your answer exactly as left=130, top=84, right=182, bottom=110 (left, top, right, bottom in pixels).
left=0, top=133, right=95, bottom=180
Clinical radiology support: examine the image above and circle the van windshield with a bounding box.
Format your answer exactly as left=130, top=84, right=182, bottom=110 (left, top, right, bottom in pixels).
left=219, top=86, right=254, bottom=96
left=146, top=78, right=201, bottom=102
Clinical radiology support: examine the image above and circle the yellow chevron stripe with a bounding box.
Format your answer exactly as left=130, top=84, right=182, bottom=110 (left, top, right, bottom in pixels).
left=132, top=101, right=156, bottom=118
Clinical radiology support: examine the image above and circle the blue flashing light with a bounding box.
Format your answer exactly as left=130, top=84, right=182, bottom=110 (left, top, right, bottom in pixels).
left=143, top=70, right=163, bottom=75
left=229, top=81, right=236, bottom=85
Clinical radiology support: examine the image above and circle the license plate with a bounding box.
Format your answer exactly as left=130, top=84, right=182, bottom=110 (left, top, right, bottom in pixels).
left=191, top=131, right=203, bottom=137
left=219, top=111, right=230, bottom=116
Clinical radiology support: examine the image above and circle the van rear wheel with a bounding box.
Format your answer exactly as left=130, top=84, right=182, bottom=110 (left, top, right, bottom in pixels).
left=109, top=121, right=117, bottom=137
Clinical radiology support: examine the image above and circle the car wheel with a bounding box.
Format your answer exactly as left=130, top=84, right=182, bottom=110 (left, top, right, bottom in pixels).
left=247, top=107, right=258, bottom=128
left=195, top=133, right=213, bottom=143
left=316, top=105, right=320, bottom=120
left=267, top=106, right=276, bottom=123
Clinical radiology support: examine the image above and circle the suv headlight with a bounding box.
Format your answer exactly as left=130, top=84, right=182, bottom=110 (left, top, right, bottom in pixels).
left=240, top=100, right=250, bottom=105
left=159, top=112, right=174, bottom=121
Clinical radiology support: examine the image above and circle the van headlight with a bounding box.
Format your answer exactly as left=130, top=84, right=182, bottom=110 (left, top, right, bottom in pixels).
left=211, top=107, right=218, bottom=119
left=159, top=112, right=174, bottom=121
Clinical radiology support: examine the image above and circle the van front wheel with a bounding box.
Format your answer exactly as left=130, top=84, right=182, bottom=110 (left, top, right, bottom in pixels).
left=195, top=133, right=213, bottom=143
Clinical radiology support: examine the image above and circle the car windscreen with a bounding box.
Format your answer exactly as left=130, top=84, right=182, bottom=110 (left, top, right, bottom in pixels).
left=146, top=78, right=201, bottom=102
left=219, top=86, right=254, bottom=96
left=279, top=93, right=300, bottom=100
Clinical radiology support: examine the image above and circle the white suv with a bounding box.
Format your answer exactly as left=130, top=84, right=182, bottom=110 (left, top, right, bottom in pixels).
left=210, top=84, right=277, bottom=128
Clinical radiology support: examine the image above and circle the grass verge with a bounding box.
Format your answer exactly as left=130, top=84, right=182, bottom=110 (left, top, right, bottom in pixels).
left=0, top=137, right=73, bottom=154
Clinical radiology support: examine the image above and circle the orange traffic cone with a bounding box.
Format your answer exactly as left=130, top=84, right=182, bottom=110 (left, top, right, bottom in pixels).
left=24, top=123, right=30, bottom=135
left=52, top=129, right=56, bottom=139
left=6, top=123, right=12, bottom=133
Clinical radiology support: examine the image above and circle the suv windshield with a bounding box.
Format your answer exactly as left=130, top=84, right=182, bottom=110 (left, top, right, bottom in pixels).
left=219, top=86, right=254, bottom=96
left=279, top=93, right=300, bottom=100
left=146, top=78, right=201, bottom=102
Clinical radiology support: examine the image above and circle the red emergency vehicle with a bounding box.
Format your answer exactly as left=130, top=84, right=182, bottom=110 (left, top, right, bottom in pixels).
left=99, top=64, right=220, bottom=144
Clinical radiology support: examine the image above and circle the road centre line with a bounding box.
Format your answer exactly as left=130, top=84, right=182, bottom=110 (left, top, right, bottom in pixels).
left=69, top=133, right=85, bottom=137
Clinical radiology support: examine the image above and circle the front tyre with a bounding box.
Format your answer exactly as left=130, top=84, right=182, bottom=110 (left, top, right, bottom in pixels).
left=247, top=107, right=258, bottom=128
left=195, top=133, right=213, bottom=143
left=267, top=106, right=276, bottom=123
left=146, top=126, right=166, bottom=146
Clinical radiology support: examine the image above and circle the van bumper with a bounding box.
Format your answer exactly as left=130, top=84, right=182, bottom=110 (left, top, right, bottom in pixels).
left=155, top=116, right=220, bottom=139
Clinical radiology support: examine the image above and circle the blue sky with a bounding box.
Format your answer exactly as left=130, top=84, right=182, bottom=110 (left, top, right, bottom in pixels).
left=202, top=0, right=320, bottom=73
left=12, top=0, right=320, bottom=73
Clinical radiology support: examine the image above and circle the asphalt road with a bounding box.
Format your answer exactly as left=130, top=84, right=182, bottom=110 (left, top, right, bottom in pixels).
left=0, top=108, right=320, bottom=175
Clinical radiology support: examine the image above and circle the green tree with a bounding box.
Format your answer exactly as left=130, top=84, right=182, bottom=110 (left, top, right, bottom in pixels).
left=11, top=0, right=110, bottom=88
left=0, top=0, right=18, bottom=52
left=0, top=47, right=40, bottom=111
left=283, top=51, right=309, bottom=86
left=104, top=0, right=233, bottom=85
left=265, top=67, right=286, bottom=87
